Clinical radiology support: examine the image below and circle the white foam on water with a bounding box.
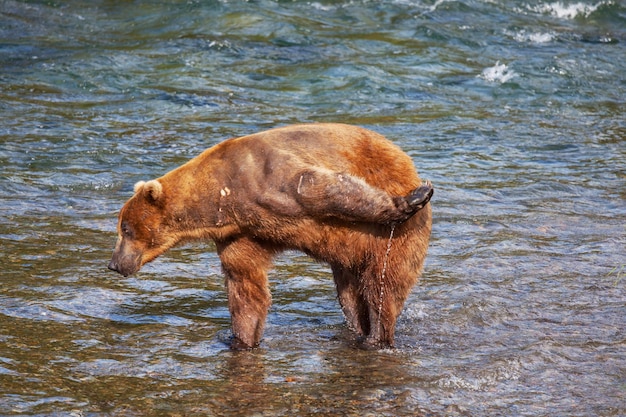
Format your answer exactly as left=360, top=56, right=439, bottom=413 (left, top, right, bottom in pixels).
left=390, top=0, right=450, bottom=12
left=513, top=30, right=554, bottom=43
left=528, top=32, right=554, bottom=43
left=428, top=0, right=450, bottom=12
left=478, top=61, right=517, bottom=83
left=532, top=1, right=608, bottom=19
left=309, top=2, right=335, bottom=11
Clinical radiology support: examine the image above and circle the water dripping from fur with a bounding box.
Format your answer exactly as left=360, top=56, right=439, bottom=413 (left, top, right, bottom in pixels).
left=378, top=224, right=395, bottom=335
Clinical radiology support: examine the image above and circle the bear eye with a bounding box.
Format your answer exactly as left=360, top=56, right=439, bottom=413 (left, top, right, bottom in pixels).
left=121, top=221, right=133, bottom=238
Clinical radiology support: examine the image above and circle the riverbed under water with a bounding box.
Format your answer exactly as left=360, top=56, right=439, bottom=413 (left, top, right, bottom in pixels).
left=1, top=0, right=625, bottom=416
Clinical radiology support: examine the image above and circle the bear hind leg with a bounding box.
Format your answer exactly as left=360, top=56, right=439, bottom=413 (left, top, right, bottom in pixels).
left=332, top=265, right=370, bottom=337
left=295, top=169, right=433, bottom=224
left=359, top=262, right=412, bottom=349
left=333, top=263, right=404, bottom=348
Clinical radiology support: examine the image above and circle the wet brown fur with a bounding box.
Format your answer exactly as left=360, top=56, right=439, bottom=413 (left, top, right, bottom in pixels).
left=108, top=123, right=432, bottom=349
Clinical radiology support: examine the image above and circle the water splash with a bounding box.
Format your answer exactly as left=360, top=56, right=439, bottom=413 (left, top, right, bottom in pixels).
left=533, top=1, right=607, bottom=19
left=478, top=61, right=517, bottom=83
left=512, top=29, right=554, bottom=44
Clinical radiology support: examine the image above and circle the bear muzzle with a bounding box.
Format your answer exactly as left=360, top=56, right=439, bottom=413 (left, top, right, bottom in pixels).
left=107, top=258, right=125, bottom=276
left=107, top=250, right=142, bottom=277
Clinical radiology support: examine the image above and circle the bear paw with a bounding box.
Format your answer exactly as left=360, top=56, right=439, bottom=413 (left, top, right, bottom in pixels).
left=392, top=180, right=434, bottom=223
left=406, top=180, right=434, bottom=211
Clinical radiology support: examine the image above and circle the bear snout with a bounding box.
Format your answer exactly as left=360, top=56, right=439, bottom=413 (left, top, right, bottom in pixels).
left=107, top=258, right=131, bottom=277
left=107, top=259, right=117, bottom=272
left=107, top=259, right=123, bottom=275
left=107, top=250, right=141, bottom=277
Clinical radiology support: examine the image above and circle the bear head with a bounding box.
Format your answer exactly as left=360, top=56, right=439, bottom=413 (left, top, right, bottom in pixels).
left=108, top=179, right=172, bottom=277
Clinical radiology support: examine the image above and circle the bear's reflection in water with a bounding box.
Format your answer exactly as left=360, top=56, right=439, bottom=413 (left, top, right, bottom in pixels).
left=212, top=343, right=424, bottom=415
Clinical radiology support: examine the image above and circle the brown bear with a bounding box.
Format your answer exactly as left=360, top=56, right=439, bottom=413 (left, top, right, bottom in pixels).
left=108, top=123, right=433, bottom=349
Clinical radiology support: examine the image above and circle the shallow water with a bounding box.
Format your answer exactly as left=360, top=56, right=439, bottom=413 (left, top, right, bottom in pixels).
left=1, top=0, right=625, bottom=415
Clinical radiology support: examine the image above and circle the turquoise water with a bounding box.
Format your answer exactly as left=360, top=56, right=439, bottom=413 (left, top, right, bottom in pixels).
left=1, top=0, right=625, bottom=415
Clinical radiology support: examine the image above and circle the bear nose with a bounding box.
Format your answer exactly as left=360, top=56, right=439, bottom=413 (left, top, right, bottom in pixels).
left=107, top=259, right=119, bottom=272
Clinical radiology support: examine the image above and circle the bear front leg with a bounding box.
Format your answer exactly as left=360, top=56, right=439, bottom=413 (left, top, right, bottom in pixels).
left=216, top=238, right=275, bottom=349
left=294, top=169, right=433, bottom=224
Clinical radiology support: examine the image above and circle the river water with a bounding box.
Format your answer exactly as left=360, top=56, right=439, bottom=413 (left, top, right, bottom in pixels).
left=1, top=0, right=624, bottom=416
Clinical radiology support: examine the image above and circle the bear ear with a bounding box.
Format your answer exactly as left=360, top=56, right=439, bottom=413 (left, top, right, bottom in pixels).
left=133, top=180, right=163, bottom=202
left=143, top=180, right=163, bottom=202
left=133, top=181, right=146, bottom=194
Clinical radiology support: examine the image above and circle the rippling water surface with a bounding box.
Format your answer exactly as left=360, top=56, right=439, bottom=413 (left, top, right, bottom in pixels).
left=1, top=0, right=625, bottom=415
